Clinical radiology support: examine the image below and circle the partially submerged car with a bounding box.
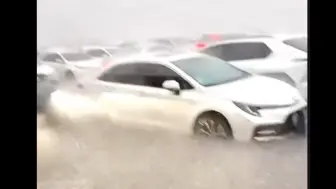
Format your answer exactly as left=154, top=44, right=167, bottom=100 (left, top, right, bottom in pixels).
left=37, top=64, right=58, bottom=113
left=46, top=53, right=306, bottom=141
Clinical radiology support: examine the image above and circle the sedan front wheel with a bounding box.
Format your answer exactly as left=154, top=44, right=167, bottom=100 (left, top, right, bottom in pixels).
left=193, top=113, right=233, bottom=140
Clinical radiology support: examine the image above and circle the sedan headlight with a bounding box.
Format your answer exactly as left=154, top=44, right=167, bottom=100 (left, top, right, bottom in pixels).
left=233, top=102, right=261, bottom=116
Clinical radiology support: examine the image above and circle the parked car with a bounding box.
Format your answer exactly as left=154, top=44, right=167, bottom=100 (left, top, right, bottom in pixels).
left=45, top=53, right=306, bottom=141
left=81, top=45, right=117, bottom=59
left=38, top=47, right=105, bottom=82
left=193, top=33, right=268, bottom=49
left=273, top=34, right=307, bottom=52
left=37, top=64, right=58, bottom=113
left=196, top=34, right=307, bottom=100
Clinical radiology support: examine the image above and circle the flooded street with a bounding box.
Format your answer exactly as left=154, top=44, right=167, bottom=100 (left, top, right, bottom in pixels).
left=37, top=0, right=307, bottom=187
left=37, top=115, right=307, bottom=189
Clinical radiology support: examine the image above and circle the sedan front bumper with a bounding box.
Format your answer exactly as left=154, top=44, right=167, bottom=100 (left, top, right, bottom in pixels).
left=229, top=101, right=307, bottom=142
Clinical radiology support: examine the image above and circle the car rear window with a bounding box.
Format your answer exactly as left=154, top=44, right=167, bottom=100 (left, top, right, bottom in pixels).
left=283, top=37, right=307, bottom=52
left=106, top=48, right=117, bottom=54
left=62, top=52, right=93, bottom=61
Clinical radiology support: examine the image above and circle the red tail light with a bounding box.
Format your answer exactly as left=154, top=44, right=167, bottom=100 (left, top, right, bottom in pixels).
left=196, top=43, right=207, bottom=49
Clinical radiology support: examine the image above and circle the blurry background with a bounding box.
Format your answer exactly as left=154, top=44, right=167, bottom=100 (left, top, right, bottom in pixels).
left=37, top=0, right=307, bottom=46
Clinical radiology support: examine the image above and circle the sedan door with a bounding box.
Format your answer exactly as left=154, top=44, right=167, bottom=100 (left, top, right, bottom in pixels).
left=136, top=86, right=198, bottom=134
left=94, top=63, right=151, bottom=128
left=132, top=63, right=198, bottom=133
left=97, top=82, right=149, bottom=127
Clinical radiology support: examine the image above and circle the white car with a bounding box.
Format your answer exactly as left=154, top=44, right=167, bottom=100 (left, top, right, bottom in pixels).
left=46, top=53, right=307, bottom=142
left=37, top=64, right=58, bottom=112
left=38, top=48, right=105, bottom=82
left=37, top=64, right=55, bottom=77
left=273, top=34, right=307, bottom=52
left=198, top=35, right=307, bottom=100
left=81, top=45, right=117, bottom=59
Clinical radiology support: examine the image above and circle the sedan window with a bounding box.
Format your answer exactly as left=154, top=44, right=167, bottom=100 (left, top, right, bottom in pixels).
left=202, top=42, right=272, bottom=61
left=98, top=64, right=145, bottom=85
left=99, top=63, right=193, bottom=90
left=283, top=37, right=307, bottom=52
left=86, top=49, right=108, bottom=58
left=135, top=63, right=193, bottom=90
left=172, top=55, right=250, bottom=87
left=41, top=53, right=63, bottom=63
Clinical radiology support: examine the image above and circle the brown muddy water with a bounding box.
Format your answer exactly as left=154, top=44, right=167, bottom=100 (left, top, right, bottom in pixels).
left=37, top=114, right=307, bottom=189
left=37, top=0, right=307, bottom=187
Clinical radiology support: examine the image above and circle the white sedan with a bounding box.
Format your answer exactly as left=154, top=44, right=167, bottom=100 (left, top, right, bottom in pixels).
left=46, top=53, right=307, bottom=142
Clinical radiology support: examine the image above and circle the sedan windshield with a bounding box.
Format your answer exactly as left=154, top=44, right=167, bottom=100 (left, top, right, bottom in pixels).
left=62, top=52, right=93, bottom=61
left=283, top=37, right=307, bottom=52
left=172, top=55, right=250, bottom=87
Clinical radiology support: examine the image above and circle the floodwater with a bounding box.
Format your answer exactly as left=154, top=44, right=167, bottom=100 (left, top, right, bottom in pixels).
left=37, top=114, right=307, bottom=189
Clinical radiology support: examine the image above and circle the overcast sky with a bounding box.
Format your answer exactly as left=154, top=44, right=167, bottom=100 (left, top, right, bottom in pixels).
left=37, top=0, right=307, bottom=46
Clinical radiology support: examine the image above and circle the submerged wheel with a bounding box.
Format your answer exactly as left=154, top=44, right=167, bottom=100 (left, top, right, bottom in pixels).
left=289, top=111, right=306, bottom=135
left=193, top=112, right=233, bottom=139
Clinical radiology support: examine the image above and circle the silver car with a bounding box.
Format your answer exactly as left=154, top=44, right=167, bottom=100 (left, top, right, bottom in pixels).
left=38, top=47, right=105, bottom=82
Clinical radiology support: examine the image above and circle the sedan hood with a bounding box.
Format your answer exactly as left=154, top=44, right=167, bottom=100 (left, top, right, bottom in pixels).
left=206, top=76, right=300, bottom=106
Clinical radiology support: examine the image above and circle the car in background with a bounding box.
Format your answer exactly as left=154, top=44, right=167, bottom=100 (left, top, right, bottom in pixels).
left=46, top=53, right=306, bottom=141
left=149, top=37, right=196, bottom=49
left=196, top=34, right=307, bottom=100
left=81, top=45, right=117, bottom=59
left=37, top=64, right=58, bottom=113
left=38, top=48, right=105, bottom=82
left=194, top=33, right=268, bottom=49
left=273, top=34, right=307, bottom=52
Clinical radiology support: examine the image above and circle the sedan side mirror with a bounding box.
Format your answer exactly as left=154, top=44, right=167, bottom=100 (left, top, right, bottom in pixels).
left=162, top=80, right=180, bottom=95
